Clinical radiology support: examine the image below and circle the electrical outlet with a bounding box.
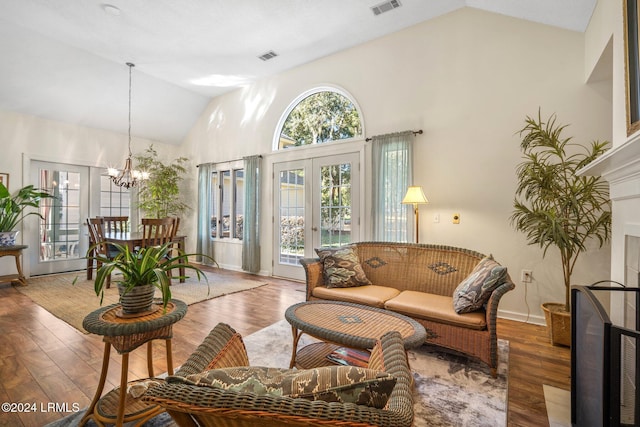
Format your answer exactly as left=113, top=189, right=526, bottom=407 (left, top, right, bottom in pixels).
left=521, top=270, right=533, bottom=283
left=433, top=213, right=440, bottom=223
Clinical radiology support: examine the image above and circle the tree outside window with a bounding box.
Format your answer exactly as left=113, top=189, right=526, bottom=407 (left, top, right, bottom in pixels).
left=279, top=91, right=362, bottom=149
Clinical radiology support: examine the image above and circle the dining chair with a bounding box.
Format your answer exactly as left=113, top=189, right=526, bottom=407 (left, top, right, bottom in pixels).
left=141, top=217, right=176, bottom=247
left=86, top=217, right=116, bottom=288
left=101, top=216, right=129, bottom=233
left=141, top=217, right=180, bottom=282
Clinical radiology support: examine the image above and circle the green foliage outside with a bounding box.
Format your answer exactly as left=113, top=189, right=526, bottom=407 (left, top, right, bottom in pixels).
left=135, top=145, right=190, bottom=218
left=281, top=91, right=362, bottom=147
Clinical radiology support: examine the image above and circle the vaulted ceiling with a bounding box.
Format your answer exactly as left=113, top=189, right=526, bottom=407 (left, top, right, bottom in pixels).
left=0, top=0, right=597, bottom=145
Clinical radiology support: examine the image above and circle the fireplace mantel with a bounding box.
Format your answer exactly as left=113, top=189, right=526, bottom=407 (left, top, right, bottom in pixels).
left=579, top=132, right=640, bottom=200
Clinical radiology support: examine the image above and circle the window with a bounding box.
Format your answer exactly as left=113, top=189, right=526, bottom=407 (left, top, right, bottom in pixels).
left=211, top=168, right=244, bottom=239
left=276, top=87, right=364, bottom=150
left=100, top=174, right=131, bottom=217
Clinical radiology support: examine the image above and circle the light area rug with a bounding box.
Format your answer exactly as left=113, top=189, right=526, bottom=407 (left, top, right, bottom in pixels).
left=45, top=320, right=508, bottom=427
left=17, top=271, right=267, bottom=333
left=245, top=320, right=508, bottom=427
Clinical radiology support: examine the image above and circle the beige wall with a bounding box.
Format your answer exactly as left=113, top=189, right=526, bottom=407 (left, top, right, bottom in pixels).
left=0, top=109, right=182, bottom=275
left=0, top=6, right=615, bottom=324
left=181, top=7, right=613, bottom=323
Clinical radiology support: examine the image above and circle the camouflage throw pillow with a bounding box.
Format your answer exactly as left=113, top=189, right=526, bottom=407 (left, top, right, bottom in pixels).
left=453, top=255, right=507, bottom=314
left=315, top=246, right=372, bottom=288
left=171, top=365, right=396, bottom=409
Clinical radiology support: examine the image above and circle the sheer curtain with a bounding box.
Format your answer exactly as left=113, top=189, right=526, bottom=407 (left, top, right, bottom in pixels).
left=242, top=155, right=261, bottom=273
left=371, top=131, right=414, bottom=242
left=196, top=163, right=215, bottom=265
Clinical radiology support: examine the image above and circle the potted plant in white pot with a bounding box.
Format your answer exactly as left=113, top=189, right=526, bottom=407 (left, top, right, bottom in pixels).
left=510, top=110, right=611, bottom=346
left=89, top=242, right=216, bottom=315
left=0, top=182, right=55, bottom=246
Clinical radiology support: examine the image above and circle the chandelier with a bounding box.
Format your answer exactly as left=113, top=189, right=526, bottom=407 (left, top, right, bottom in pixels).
left=108, top=62, right=147, bottom=188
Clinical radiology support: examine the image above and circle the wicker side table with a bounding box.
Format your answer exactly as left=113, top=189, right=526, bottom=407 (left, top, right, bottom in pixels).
left=285, top=300, right=427, bottom=369
left=80, top=299, right=187, bottom=427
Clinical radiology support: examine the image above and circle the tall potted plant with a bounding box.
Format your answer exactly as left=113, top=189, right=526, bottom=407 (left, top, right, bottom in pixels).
left=510, top=111, right=611, bottom=346
left=0, top=182, right=55, bottom=246
left=135, top=145, right=189, bottom=219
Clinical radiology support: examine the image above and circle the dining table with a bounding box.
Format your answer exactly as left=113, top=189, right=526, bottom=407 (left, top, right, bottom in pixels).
left=103, top=231, right=188, bottom=283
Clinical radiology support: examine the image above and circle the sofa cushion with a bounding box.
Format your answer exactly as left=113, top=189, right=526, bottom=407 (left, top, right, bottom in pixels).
left=316, top=246, right=372, bottom=288
left=312, top=285, right=401, bottom=308
left=453, top=255, right=507, bottom=314
left=171, top=365, right=396, bottom=409
left=385, top=290, right=486, bottom=330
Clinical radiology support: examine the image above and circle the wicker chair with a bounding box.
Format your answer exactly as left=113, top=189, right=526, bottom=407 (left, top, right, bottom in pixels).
left=143, top=323, right=414, bottom=427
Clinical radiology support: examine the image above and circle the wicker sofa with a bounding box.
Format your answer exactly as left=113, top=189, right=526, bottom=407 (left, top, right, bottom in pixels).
left=143, top=322, right=415, bottom=427
left=300, top=242, right=515, bottom=376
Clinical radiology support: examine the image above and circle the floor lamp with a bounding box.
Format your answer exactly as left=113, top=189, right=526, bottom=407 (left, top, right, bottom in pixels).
left=402, top=186, right=429, bottom=243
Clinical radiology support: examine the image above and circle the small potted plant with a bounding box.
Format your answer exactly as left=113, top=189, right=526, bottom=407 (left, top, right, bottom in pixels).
left=0, top=182, right=55, bottom=246
left=89, top=242, right=216, bottom=315
left=510, top=110, right=611, bottom=346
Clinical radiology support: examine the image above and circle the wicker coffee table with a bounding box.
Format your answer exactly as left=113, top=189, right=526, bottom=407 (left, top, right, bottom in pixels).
left=285, top=300, right=427, bottom=369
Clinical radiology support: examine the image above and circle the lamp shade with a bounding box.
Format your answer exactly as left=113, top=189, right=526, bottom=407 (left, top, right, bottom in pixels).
left=402, top=186, right=429, bottom=205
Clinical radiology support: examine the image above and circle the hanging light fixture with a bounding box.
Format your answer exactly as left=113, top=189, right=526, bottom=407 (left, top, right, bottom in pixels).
left=108, top=62, right=147, bottom=188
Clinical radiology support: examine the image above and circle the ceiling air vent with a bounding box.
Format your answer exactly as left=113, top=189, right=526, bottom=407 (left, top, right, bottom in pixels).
left=371, top=0, right=401, bottom=16
left=258, top=50, right=278, bottom=61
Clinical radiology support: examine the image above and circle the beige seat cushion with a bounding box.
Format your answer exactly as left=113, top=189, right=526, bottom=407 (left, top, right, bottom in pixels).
left=384, top=291, right=486, bottom=330
left=312, top=285, right=401, bottom=308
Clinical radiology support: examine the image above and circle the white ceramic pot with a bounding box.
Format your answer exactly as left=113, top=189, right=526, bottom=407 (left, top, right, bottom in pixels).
left=0, top=231, right=19, bottom=246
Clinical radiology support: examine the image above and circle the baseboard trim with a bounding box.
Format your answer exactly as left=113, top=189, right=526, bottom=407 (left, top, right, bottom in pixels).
left=498, top=309, right=546, bottom=326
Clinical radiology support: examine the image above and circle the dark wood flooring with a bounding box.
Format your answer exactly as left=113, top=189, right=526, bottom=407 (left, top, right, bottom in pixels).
left=0, top=268, right=570, bottom=426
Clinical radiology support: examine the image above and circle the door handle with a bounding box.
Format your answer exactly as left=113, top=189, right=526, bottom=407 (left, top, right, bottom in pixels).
left=311, top=227, right=318, bottom=231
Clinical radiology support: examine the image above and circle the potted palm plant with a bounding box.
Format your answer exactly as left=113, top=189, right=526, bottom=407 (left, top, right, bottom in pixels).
left=0, top=182, right=55, bottom=246
left=510, top=110, right=611, bottom=346
left=135, top=145, right=190, bottom=218
left=89, top=242, right=216, bottom=315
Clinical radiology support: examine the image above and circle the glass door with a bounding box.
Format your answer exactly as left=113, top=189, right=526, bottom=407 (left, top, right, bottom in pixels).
left=273, top=153, right=360, bottom=280
left=273, top=160, right=308, bottom=279
left=29, top=161, right=90, bottom=275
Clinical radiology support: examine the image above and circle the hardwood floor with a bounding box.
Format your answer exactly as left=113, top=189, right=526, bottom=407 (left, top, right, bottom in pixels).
left=0, top=268, right=570, bottom=427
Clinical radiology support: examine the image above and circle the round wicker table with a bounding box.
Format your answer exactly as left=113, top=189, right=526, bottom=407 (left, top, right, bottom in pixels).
left=285, top=300, right=427, bottom=369
left=80, top=299, right=187, bottom=427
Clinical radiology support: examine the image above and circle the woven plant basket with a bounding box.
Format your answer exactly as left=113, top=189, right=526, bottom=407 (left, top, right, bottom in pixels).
left=541, top=302, right=571, bottom=347
left=117, top=283, right=155, bottom=315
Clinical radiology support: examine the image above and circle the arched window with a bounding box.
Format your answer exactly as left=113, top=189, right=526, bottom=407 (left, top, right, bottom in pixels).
left=275, top=87, right=364, bottom=150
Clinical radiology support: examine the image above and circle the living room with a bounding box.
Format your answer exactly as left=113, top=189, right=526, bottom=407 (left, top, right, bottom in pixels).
left=0, top=1, right=633, bottom=426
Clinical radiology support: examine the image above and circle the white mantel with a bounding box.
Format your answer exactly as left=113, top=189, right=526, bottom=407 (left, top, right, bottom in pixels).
left=579, top=133, right=640, bottom=200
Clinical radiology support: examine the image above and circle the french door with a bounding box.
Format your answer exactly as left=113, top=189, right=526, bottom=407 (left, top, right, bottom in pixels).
left=29, top=161, right=90, bottom=275
left=273, top=153, right=360, bottom=280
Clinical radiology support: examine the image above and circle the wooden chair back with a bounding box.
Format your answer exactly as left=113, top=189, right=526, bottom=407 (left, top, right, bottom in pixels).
left=141, top=217, right=177, bottom=247
left=86, top=217, right=112, bottom=286
left=101, top=216, right=129, bottom=233
left=87, top=218, right=108, bottom=254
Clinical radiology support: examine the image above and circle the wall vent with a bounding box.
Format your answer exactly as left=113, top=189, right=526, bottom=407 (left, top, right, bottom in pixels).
left=371, top=0, right=401, bottom=16
left=258, top=50, right=278, bottom=61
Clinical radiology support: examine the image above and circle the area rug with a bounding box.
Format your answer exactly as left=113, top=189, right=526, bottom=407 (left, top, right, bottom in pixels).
left=17, top=271, right=267, bottom=333
left=45, top=320, right=508, bottom=427
left=244, top=320, right=508, bottom=427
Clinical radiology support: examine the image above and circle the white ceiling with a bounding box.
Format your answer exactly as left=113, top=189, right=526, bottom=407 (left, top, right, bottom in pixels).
left=0, top=0, right=597, bottom=145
